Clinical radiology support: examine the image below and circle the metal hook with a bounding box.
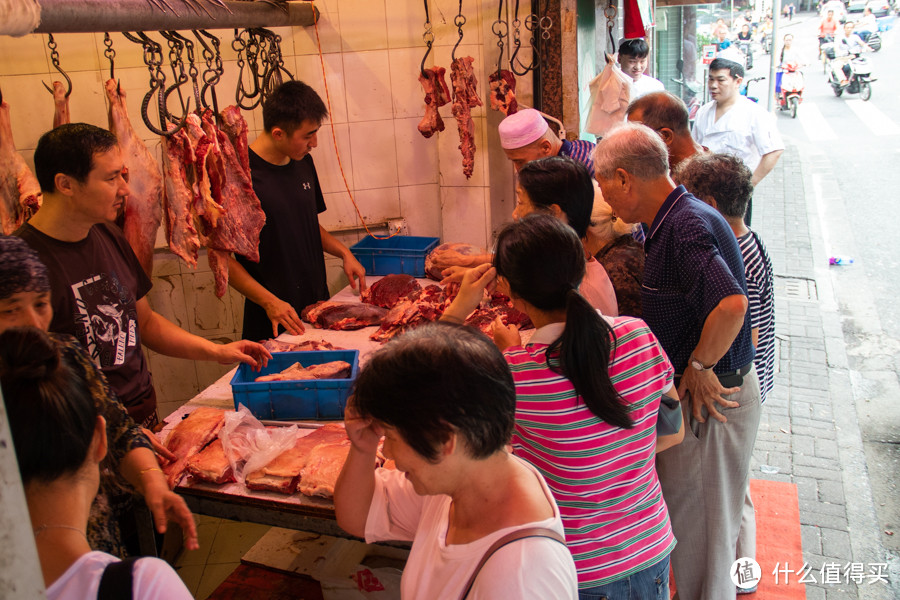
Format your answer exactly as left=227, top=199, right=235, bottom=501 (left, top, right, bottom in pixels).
left=42, top=33, right=72, bottom=98
left=451, top=13, right=466, bottom=62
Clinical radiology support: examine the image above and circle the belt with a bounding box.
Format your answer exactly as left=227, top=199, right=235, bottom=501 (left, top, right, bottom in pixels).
left=674, top=362, right=752, bottom=389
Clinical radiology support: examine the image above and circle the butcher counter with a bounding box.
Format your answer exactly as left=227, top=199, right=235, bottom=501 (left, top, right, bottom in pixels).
left=160, top=276, right=425, bottom=539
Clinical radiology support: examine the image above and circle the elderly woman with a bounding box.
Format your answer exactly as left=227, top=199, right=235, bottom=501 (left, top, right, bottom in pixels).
left=441, top=215, right=681, bottom=599
left=334, top=322, right=578, bottom=599
left=587, top=198, right=645, bottom=317
left=0, top=235, right=197, bottom=556
left=1, top=327, right=193, bottom=599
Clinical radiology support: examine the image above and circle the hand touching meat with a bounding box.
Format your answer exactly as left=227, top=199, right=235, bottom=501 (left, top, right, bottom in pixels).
left=439, top=263, right=496, bottom=323
left=214, top=340, right=273, bottom=371
left=263, top=296, right=305, bottom=337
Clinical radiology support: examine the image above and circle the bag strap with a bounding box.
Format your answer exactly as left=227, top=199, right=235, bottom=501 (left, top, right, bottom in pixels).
left=457, top=527, right=566, bottom=600
left=98, top=557, right=138, bottom=600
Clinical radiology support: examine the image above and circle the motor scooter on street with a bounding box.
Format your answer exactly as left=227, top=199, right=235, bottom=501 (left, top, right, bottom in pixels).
left=738, top=40, right=755, bottom=70
left=776, top=63, right=805, bottom=118
left=826, top=53, right=876, bottom=100
left=857, top=29, right=882, bottom=51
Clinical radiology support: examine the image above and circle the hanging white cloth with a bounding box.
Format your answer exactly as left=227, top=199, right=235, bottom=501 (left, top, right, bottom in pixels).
left=585, top=55, right=632, bottom=137
left=0, top=0, right=41, bottom=37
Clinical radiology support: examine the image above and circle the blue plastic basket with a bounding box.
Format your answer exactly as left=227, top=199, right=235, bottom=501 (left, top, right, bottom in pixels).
left=230, top=350, right=359, bottom=421
left=350, top=235, right=440, bottom=277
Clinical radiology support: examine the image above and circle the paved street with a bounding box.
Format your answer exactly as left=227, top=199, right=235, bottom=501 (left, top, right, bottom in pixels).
left=746, top=10, right=900, bottom=598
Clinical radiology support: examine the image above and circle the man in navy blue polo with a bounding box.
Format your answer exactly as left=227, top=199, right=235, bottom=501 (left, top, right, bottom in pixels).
left=593, top=123, right=761, bottom=599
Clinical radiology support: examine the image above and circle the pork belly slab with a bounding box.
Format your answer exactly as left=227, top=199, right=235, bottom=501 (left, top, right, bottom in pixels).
left=245, top=424, right=347, bottom=494
left=186, top=438, right=235, bottom=484
left=299, top=439, right=353, bottom=498
left=254, top=360, right=351, bottom=382
left=162, top=407, right=227, bottom=488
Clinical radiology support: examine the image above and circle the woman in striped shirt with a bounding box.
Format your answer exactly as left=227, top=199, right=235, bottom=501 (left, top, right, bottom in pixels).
left=441, top=214, right=683, bottom=599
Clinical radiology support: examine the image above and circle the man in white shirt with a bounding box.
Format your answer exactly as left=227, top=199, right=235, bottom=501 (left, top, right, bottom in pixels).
left=691, top=58, right=784, bottom=225
left=618, top=39, right=665, bottom=99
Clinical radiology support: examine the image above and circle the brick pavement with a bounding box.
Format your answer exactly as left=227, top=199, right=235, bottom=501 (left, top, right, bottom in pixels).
left=751, top=144, right=896, bottom=599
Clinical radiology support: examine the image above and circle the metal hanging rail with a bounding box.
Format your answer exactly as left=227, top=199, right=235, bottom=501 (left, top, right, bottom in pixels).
left=23, top=0, right=317, bottom=35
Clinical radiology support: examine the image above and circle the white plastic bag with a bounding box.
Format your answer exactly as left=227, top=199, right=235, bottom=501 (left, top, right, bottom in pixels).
left=219, top=404, right=299, bottom=484
left=585, top=55, right=633, bottom=136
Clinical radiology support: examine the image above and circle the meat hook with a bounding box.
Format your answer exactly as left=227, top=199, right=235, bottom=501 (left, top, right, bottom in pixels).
left=194, top=30, right=224, bottom=116
left=42, top=34, right=72, bottom=99
left=420, top=0, right=434, bottom=77
left=103, top=33, right=118, bottom=86
left=451, top=0, right=466, bottom=62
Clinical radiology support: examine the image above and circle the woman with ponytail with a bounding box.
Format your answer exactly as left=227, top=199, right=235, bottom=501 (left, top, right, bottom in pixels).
left=441, top=214, right=683, bottom=599
left=0, top=327, right=193, bottom=599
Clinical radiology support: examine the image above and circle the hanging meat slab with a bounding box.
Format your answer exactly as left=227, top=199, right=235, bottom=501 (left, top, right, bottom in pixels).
left=0, top=100, right=42, bottom=235
left=219, top=105, right=251, bottom=175
left=162, top=128, right=202, bottom=267
left=52, top=81, right=70, bottom=128
left=417, top=66, right=451, bottom=139
left=488, top=70, right=518, bottom=115
left=449, top=56, right=483, bottom=179
left=185, top=113, right=226, bottom=230
left=105, top=80, right=163, bottom=278
left=301, top=300, right=388, bottom=330
left=162, top=407, right=227, bottom=489
left=245, top=423, right=347, bottom=494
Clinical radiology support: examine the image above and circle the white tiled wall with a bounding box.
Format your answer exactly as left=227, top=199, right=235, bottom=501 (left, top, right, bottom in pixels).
left=0, top=0, right=528, bottom=414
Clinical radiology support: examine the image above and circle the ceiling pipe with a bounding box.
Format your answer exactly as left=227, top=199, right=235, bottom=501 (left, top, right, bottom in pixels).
left=13, top=0, right=318, bottom=35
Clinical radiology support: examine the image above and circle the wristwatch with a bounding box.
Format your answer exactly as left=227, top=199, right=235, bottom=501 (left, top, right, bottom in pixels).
left=689, top=355, right=715, bottom=372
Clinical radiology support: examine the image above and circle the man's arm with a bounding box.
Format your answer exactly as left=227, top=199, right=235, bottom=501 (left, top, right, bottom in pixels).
left=677, top=293, right=749, bottom=424
left=751, top=149, right=783, bottom=186
left=136, top=297, right=270, bottom=369
left=227, top=255, right=304, bottom=336
left=320, top=224, right=367, bottom=292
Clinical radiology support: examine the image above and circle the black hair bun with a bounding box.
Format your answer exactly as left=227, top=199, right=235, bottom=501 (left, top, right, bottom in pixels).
left=0, top=327, right=60, bottom=382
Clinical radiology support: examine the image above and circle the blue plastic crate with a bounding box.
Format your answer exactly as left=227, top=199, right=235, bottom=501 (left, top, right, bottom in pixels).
left=350, top=235, right=440, bottom=277
left=230, top=350, right=359, bottom=421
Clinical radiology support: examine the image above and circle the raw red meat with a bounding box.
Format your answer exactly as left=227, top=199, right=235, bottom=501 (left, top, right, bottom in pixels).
left=245, top=424, right=347, bottom=494
left=0, top=99, right=42, bottom=235
left=424, top=242, right=490, bottom=280
left=105, top=80, right=163, bottom=278
left=254, top=360, right=351, bottom=382
left=162, top=407, right=227, bottom=488
left=450, top=56, right=483, bottom=179
left=260, top=338, right=340, bottom=353
left=417, top=66, right=451, bottom=139
left=51, top=81, right=70, bottom=128
left=219, top=105, right=251, bottom=175
left=162, top=128, right=201, bottom=266
left=360, top=274, right=422, bottom=309
left=301, top=300, right=388, bottom=330
left=299, top=439, right=352, bottom=498
left=186, top=438, right=236, bottom=484
left=369, top=284, right=451, bottom=343
left=185, top=113, right=226, bottom=230
left=488, top=70, right=518, bottom=115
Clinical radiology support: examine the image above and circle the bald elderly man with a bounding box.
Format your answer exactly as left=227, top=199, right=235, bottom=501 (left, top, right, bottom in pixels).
left=626, top=91, right=705, bottom=176
left=499, top=108, right=595, bottom=174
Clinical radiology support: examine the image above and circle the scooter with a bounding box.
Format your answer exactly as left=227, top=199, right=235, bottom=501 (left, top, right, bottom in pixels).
left=776, top=63, right=805, bottom=118
left=857, top=30, right=882, bottom=51
left=739, top=76, right=766, bottom=102
left=827, top=54, right=875, bottom=101
left=738, top=40, right=755, bottom=70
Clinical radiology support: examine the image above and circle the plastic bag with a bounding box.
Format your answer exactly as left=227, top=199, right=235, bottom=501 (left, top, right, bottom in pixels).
left=585, top=55, right=633, bottom=136
left=219, top=404, right=300, bottom=484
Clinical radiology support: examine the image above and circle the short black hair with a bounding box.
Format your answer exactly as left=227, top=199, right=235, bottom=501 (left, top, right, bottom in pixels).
left=0, top=327, right=98, bottom=485
left=352, top=322, right=516, bottom=462
left=675, top=153, right=753, bottom=219
left=709, top=58, right=745, bottom=79
left=33, top=123, right=118, bottom=193
left=0, top=236, right=50, bottom=301
left=517, top=156, right=593, bottom=238
left=626, top=91, right=691, bottom=133
left=619, top=38, right=650, bottom=58
left=262, top=80, right=329, bottom=133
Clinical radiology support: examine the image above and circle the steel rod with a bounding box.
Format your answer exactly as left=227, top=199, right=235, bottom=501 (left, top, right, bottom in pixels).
left=28, top=0, right=317, bottom=34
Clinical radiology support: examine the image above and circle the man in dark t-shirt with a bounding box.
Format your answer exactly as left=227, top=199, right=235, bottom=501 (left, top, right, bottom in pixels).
left=228, top=81, right=366, bottom=342
left=17, top=123, right=270, bottom=425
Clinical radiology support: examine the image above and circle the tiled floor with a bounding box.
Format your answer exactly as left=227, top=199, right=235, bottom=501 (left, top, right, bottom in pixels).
left=173, top=514, right=271, bottom=599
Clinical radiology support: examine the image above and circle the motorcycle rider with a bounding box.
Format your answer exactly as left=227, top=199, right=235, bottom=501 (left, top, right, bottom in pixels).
left=780, top=33, right=802, bottom=67
left=856, top=7, right=877, bottom=42
left=832, top=21, right=871, bottom=86
left=818, top=10, right=839, bottom=49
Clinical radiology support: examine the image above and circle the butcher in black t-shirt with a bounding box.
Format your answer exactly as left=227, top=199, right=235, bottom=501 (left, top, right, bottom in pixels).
left=16, top=123, right=271, bottom=426
left=228, top=81, right=367, bottom=342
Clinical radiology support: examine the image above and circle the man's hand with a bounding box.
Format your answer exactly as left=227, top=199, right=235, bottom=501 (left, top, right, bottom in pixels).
left=678, top=367, right=740, bottom=423
left=491, top=316, right=521, bottom=352
left=215, top=340, right=272, bottom=371
left=141, top=476, right=200, bottom=551
left=440, top=265, right=472, bottom=285
left=141, top=427, right=176, bottom=463
left=343, top=253, right=367, bottom=292
left=263, top=297, right=304, bottom=337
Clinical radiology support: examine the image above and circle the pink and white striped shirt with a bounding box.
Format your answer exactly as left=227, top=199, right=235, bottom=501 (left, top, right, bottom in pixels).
left=506, top=315, right=676, bottom=588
